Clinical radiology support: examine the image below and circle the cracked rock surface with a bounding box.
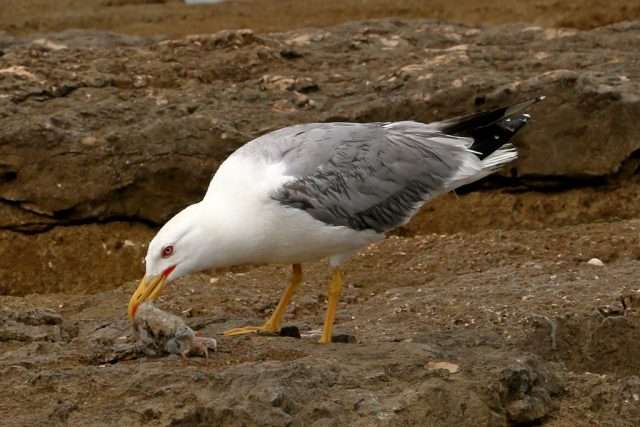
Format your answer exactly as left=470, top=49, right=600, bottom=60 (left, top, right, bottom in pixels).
left=1, top=21, right=639, bottom=230
left=1, top=219, right=640, bottom=425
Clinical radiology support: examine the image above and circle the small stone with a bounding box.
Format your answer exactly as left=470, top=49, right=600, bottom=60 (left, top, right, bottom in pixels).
left=597, top=305, right=624, bottom=317
left=620, top=294, right=638, bottom=311
left=426, top=361, right=460, bottom=373
left=280, top=48, right=303, bottom=59
left=293, top=91, right=310, bottom=107
left=587, top=258, right=604, bottom=266
left=32, top=38, right=68, bottom=51
left=299, top=329, right=321, bottom=340
left=279, top=325, right=301, bottom=338
left=331, top=330, right=357, bottom=344
left=133, top=75, right=148, bottom=88
left=81, top=136, right=99, bottom=146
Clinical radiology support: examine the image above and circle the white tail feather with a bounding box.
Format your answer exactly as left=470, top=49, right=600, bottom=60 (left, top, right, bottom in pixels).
left=442, top=144, right=517, bottom=192
left=481, top=143, right=517, bottom=173
left=466, top=144, right=517, bottom=183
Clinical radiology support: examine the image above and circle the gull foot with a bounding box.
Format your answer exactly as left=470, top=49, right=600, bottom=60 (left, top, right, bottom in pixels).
left=223, top=324, right=279, bottom=336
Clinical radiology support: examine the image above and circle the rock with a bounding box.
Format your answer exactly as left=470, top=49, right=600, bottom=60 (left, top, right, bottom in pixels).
left=1, top=217, right=640, bottom=425
left=13, top=308, right=63, bottom=326
left=0, top=308, right=65, bottom=342
left=331, top=330, right=357, bottom=344
left=279, top=325, right=301, bottom=338
left=426, top=361, right=460, bottom=373
left=597, top=301, right=625, bottom=318
left=587, top=258, right=605, bottom=266
left=499, top=363, right=556, bottom=424
left=620, top=293, right=639, bottom=312
left=0, top=21, right=638, bottom=231
left=297, top=329, right=356, bottom=343
left=517, top=311, right=640, bottom=378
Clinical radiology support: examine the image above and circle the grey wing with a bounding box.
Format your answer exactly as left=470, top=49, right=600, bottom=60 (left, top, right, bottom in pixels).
left=267, top=122, right=471, bottom=233
left=234, top=122, right=358, bottom=176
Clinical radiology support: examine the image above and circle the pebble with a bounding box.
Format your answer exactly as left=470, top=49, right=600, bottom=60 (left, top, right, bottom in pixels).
left=279, top=325, right=301, bottom=338
left=298, top=329, right=357, bottom=343
left=331, top=330, right=357, bottom=344
left=426, top=361, right=460, bottom=373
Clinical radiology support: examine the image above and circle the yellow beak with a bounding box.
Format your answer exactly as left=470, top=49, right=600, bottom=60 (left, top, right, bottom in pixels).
left=127, top=274, right=168, bottom=320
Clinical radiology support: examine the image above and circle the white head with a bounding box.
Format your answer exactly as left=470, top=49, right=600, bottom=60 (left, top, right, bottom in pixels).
left=128, top=203, right=213, bottom=319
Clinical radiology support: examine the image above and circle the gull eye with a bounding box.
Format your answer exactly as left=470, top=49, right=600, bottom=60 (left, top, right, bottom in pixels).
left=161, top=245, right=174, bottom=258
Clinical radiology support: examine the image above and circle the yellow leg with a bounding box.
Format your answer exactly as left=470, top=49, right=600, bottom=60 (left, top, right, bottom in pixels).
left=224, top=264, right=303, bottom=336
left=319, top=267, right=343, bottom=344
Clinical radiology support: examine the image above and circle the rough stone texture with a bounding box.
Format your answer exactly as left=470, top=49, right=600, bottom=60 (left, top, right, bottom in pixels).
left=1, top=21, right=639, bottom=231
left=1, top=218, right=640, bottom=425
left=0, top=305, right=565, bottom=426
left=2, top=18, right=640, bottom=426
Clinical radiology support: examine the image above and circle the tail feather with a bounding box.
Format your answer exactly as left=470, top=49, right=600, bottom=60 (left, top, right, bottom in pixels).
left=437, top=96, right=544, bottom=160
left=436, top=97, right=543, bottom=191
left=444, top=143, right=518, bottom=191
left=481, top=143, right=517, bottom=172
left=437, top=96, right=544, bottom=135
left=468, top=114, right=530, bottom=160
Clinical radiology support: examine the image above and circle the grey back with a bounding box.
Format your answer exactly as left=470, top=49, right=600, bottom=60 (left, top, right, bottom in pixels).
left=236, top=122, right=470, bottom=233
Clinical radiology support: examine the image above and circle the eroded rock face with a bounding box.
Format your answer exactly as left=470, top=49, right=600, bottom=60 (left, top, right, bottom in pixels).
left=0, top=21, right=638, bottom=230
left=0, top=304, right=563, bottom=427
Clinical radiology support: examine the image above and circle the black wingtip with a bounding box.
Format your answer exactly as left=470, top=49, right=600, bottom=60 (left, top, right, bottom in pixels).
left=503, top=96, right=545, bottom=117
left=440, top=96, right=544, bottom=137
left=446, top=96, right=544, bottom=160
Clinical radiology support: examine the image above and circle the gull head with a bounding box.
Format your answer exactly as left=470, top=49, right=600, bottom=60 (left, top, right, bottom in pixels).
left=128, top=203, right=212, bottom=319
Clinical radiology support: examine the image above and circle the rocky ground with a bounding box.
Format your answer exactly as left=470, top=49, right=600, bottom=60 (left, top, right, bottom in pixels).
left=1, top=0, right=640, bottom=425
left=1, top=220, right=640, bottom=426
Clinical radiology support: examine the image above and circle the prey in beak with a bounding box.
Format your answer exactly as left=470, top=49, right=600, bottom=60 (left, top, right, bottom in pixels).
left=128, top=266, right=176, bottom=320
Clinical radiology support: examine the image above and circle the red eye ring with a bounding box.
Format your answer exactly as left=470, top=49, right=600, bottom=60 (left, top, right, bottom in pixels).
left=161, top=245, right=174, bottom=258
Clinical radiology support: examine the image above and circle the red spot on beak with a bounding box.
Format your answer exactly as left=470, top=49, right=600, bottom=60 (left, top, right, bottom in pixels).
left=162, top=265, right=176, bottom=279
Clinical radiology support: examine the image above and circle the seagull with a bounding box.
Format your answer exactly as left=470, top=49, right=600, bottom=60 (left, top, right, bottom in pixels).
left=128, top=97, right=543, bottom=343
